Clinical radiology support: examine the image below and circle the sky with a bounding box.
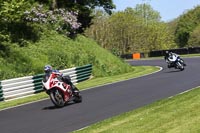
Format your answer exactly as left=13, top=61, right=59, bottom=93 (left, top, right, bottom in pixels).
left=112, top=0, right=200, bottom=22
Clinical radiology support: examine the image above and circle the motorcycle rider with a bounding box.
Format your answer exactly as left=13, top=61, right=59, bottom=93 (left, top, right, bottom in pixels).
left=164, top=51, right=173, bottom=68
left=164, top=51, right=186, bottom=68
left=43, top=65, right=79, bottom=95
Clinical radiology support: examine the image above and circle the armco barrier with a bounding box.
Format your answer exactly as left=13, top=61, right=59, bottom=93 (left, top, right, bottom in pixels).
left=0, top=81, right=4, bottom=101
left=121, top=47, right=200, bottom=59
left=0, top=64, right=92, bottom=101
left=149, top=47, right=200, bottom=57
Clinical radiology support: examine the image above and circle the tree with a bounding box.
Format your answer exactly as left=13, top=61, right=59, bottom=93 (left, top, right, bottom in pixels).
left=0, top=0, right=28, bottom=22
left=34, top=0, right=116, bottom=33
left=85, top=4, right=175, bottom=56
left=188, top=24, right=200, bottom=47
left=134, top=3, right=161, bottom=24
left=175, top=6, right=200, bottom=47
left=0, top=0, right=33, bottom=45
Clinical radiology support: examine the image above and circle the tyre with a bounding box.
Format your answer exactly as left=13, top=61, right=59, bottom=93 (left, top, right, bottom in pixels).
left=73, top=94, right=82, bottom=103
left=177, top=62, right=184, bottom=71
left=181, top=59, right=186, bottom=66
left=180, top=66, right=184, bottom=71
left=50, top=89, right=65, bottom=107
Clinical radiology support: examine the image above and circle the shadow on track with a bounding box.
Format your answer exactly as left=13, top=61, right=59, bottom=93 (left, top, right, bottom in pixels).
left=42, top=102, right=75, bottom=110
left=164, top=69, right=183, bottom=73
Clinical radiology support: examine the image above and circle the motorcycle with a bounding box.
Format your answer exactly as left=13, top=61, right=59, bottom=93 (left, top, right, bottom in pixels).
left=166, top=53, right=186, bottom=71
left=42, top=72, right=82, bottom=107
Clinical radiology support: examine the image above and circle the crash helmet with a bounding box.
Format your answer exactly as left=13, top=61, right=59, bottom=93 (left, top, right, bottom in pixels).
left=169, top=51, right=173, bottom=56
left=165, top=51, right=170, bottom=56
left=44, top=65, right=52, bottom=73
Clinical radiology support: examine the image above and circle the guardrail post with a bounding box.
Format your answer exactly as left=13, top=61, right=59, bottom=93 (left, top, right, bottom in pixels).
left=32, top=74, right=44, bottom=93
left=0, top=81, right=4, bottom=101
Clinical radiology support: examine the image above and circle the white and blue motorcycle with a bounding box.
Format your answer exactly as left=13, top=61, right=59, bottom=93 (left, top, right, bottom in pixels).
left=165, top=53, right=186, bottom=71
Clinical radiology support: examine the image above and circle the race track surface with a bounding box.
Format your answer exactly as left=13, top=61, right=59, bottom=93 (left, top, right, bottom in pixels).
left=0, top=57, right=200, bottom=133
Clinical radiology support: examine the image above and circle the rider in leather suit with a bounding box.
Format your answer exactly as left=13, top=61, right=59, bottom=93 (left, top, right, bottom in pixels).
left=164, top=51, right=175, bottom=68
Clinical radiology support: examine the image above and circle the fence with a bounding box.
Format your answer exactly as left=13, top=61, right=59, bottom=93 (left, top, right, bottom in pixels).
left=149, top=47, right=200, bottom=57
left=120, top=47, right=200, bottom=59
left=0, top=64, right=92, bottom=101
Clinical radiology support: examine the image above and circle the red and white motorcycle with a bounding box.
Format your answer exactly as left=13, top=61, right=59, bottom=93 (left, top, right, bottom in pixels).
left=42, top=72, right=82, bottom=107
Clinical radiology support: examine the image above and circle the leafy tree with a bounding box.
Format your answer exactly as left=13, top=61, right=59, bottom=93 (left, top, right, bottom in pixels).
left=147, top=22, right=176, bottom=51
left=0, top=0, right=34, bottom=47
left=85, top=4, right=175, bottom=56
left=0, top=0, right=29, bottom=22
left=23, top=4, right=81, bottom=36
left=166, top=18, right=179, bottom=36
left=134, top=3, right=161, bottom=24
left=175, top=6, right=200, bottom=47
left=188, top=24, right=200, bottom=46
left=34, top=0, right=116, bottom=32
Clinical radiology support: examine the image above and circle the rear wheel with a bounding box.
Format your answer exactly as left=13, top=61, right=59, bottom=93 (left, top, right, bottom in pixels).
left=72, top=87, right=82, bottom=103
left=50, top=89, right=65, bottom=107
left=73, top=94, right=82, bottom=103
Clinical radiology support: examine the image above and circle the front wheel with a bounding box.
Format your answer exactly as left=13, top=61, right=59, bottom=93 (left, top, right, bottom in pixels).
left=176, top=62, right=184, bottom=71
left=50, top=89, right=65, bottom=107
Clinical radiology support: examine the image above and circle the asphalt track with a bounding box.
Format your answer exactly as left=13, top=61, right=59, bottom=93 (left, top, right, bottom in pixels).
left=0, top=57, right=200, bottom=133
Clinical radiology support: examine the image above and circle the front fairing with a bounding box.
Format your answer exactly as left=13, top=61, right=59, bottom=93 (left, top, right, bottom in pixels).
left=168, top=54, right=179, bottom=63
left=42, top=73, right=72, bottom=98
left=42, top=73, right=59, bottom=90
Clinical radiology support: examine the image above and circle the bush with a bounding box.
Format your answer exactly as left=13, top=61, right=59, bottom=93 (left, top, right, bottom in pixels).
left=23, top=4, right=81, bottom=36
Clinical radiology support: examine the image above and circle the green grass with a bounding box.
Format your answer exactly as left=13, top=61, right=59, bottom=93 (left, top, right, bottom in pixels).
left=0, top=66, right=159, bottom=110
left=0, top=33, right=133, bottom=79
left=76, top=66, right=159, bottom=89
left=73, top=87, right=200, bottom=133
left=0, top=92, right=48, bottom=110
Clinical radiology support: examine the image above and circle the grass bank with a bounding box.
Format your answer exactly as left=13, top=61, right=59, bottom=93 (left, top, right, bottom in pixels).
left=0, top=31, right=132, bottom=80
left=74, top=87, right=200, bottom=133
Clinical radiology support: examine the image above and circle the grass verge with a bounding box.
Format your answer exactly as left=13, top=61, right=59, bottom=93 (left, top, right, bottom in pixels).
left=0, top=66, right=159, bottom=110
left=73, top=87, right=200, bottom=133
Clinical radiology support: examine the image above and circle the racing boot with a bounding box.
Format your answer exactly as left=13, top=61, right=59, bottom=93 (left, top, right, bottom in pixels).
left=70, top=83, right=80, bottom=96
left=167, top=64, right=172, bottom=68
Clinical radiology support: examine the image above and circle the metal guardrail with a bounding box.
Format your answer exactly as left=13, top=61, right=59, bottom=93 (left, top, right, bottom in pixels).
left=0, top=64, right=92, bottom=101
